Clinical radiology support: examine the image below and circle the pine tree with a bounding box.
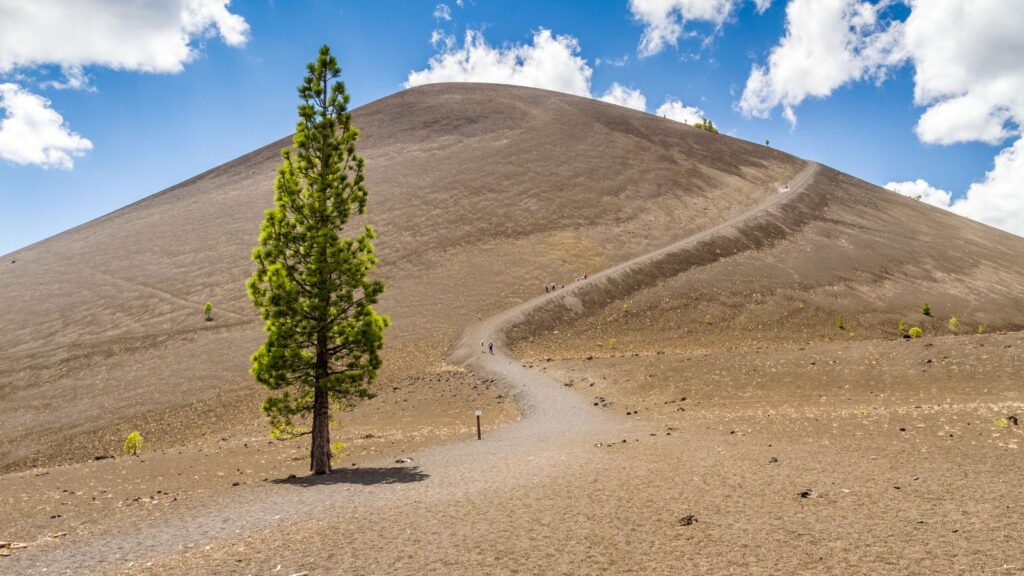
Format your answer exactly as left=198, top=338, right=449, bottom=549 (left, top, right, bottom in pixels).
left=247, top=45, right=389, bottom=475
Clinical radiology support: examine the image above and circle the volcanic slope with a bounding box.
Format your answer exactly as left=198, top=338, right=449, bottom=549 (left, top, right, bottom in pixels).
left=3, top=83, right=1024, bottom=575
left=0, top=83, right=804, bottom=472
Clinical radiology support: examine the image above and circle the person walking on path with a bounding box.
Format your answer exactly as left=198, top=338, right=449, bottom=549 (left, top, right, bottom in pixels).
left=488, top=342, right=494, bottom=355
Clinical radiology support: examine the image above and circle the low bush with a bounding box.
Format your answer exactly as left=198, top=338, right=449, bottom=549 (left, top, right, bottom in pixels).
left=123, top=431, right=144, bottom=456
left=204, top=301, right=214, bottom=321
left=694, top=118, right=719, bottom=134
left=947, top=316, right=960, bottom=331
left=834, top=315, right=845, bottom=330
left=908, top=326, right=923, bottom=339
left=898, top=320, right=908, bottom=334
left=921, top=302, right=931, bottom=316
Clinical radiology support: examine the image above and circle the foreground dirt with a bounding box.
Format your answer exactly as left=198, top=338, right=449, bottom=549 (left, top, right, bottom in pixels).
left=0, top=368, right=518, bottom=551
left=6, top=334, right=1019, bottom=575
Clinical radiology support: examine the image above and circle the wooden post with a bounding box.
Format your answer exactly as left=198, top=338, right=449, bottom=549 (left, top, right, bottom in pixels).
left=475, top=409, right=482, bottom=440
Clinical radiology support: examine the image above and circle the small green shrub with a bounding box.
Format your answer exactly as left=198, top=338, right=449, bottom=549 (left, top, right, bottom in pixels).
left=703, top=314, right=713, bottom=325
left=898, top=320, right=908, bottom=334
left=947, top=316, right=960, bottom=331
left=921, top=302, right=931, bottom=316
left=269, top=421, right=307, bottom=440
left=908, top=326, right=923, bottom=339
left=330, top=441, right=347, bottom=456
left=834, top=315, right=845, bottom=330
left=608, top=338, right=617, bottom=349
left=977, top=324, right=985, bottom=334
left=123, top=431, right=144, bottom=456
left=694, top=118, right=719, bottom=134
left=204, top=301, right=214, bottom=321
left=994, top=418, right=1009, bottom=429
left=622, top=303, right=630, bottom=312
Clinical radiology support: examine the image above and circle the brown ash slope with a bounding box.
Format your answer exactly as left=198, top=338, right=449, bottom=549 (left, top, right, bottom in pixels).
left=0, top=83, right=803, bottom=471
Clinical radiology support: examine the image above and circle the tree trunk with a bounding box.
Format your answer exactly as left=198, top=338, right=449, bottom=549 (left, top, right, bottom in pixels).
left=310, top=385, right=331, bottom=474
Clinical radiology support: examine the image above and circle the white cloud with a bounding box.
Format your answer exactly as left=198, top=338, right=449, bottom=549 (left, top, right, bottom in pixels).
left=433, top=4, right=452, bottom=21
left=406, top=29, right=593, bottom=97
left=39, top=65, right=94, bottom=92
left=903, top=0, right=1024, bottom=146
left=0, top=83, right=93, bottom=169
left=0, top=0, right=249, bottom=75
left=629, top=0, right=770, bottom=57
left=0, top=0, right=248, bottom=168
left=738, top=0, right=905, bottom=124
left=599, top=82, right=647, bottom=111
left=885, top=178, right=952, bottom=208
left=430, top=29, right=455, bottom=51
left=886, top=140, right=1024, bottom=237
left=952, top=139, right=1024, bottom=236
left=656, top=97, right=707, bottom=124
left=736, top=1, right=1023, bottom=236
left=900, top=0, right=1024, bottom=237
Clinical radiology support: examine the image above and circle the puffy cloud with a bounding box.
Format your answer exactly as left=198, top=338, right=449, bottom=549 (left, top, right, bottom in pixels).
left=406, top=29, right=593, bottom=97
left=408, top=29, right=664, bottom=117
left=886, top=140, right=1024, bottom=237
left=433, top=4, right=452, bottom=21
left=430, top=29, right=456, bottom=51
left=900, top=0, right=1024, bottom=236
left=629, top=0, right=770, bottom=57
left=0, top=0, right=248, bottom=168
left=0, top=83, right=93, bottom=169
left=738, top=0, right=905, bottom=123
left=883, top=1, right=1024, bottom=236
left=904, top=0, right=1024, bottom=146
left=884, top=179, right=952, bottom=208
left=656, top=97, right=707, bottom=124
left=0, top=0, right=249, bottom=74
left=950, top=139, right=1024, bottom=236
left=737, top=0, right=1024, bottom=235
left=599, top=82, right=647, bottom=111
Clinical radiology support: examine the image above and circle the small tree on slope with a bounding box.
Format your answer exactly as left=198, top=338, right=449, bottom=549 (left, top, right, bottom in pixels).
left=247, top=45, right=389, bottom=475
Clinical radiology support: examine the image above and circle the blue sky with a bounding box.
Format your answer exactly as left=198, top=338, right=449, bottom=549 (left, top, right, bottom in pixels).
left=1, top=0, right=1020, bottom=255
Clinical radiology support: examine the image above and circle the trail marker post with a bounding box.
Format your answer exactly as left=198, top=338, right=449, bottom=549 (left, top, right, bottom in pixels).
left=475, top=409, right=482, bottom=440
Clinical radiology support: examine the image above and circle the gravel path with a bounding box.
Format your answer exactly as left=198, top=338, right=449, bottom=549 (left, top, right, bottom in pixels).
left=7, top=162, right=817, bottom=575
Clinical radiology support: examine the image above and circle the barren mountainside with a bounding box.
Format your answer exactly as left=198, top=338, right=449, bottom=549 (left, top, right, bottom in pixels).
left=1, top=83, right=1022, bottom=474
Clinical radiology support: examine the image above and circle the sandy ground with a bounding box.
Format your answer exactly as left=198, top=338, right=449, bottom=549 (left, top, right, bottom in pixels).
left=3, top=86, right=1024, bottom=574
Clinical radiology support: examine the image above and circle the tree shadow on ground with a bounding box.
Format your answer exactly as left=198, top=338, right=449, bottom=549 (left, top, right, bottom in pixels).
left=273, top=466, right=430, bottom=487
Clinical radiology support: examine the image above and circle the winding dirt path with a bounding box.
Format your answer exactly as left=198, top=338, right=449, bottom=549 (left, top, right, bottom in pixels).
left=8, top=162, right=818, bottom=575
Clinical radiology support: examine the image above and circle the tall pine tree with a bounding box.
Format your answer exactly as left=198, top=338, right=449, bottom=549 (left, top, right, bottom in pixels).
left=248, top=45, right=388, bottom=475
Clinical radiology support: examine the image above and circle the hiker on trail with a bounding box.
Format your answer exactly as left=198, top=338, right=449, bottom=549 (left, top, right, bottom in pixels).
left=545, top=285, right=549, bottom=293
left=488, top=342, right=494, bottom=355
